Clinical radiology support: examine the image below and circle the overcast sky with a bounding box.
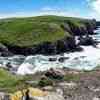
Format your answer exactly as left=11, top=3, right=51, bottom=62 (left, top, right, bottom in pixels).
left=0, top=0, right=100, bottom=20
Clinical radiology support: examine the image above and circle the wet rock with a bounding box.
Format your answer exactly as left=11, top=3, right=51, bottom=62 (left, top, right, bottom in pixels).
left=80, top=56, right=86, bottom=59
left=49, top=58, right=57, bottom=62
left=58, top=57, right=69, bottom=63
left=78, top=35, right=97, bottom=46
left=73, top=57, right=79, bottom=60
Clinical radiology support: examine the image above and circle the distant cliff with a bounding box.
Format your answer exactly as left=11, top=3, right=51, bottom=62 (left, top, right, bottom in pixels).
left=96, top=21, right=100, bottom=27
left=0, top=16, right=97, bottom=56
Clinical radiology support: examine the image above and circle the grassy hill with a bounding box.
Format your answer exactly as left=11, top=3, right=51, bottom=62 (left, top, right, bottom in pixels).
left=0, top=69, right=27, bottom=92
left=0, top=15, right=93, bottom=47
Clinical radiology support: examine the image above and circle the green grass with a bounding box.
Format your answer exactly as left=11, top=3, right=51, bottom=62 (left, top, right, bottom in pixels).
left=63, top=74, right=80, bottom=82
left=0, top=15, right=90, bottom=47
left=0, top=69, right=29, bottom=93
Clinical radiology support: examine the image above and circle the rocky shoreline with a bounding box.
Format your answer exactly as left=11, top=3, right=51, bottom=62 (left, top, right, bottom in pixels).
left=0, top=19, right=98, bottom=56
left=0, top=17, right=99, bottom=100
left=1, top=68, right=100, bottom=100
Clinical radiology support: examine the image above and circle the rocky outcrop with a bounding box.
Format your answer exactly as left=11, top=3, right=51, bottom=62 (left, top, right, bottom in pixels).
left=78, top=35, right=97, bottom=46
left=82, top=19, right=96, bottom=35
left=0, top=43, right=13, bottom=56
left=45, top=68, right=65, bottom=80
left=2, top=36, right=79, bottom=56
left=0, top=19, right=97, bottom=56
left=63, top=19, right=96, bottom=36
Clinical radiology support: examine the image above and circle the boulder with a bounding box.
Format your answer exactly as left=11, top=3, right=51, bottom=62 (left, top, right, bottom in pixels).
left=45, top=68, right=64, bottom=80
left=58, top=57, right=69, bottom=63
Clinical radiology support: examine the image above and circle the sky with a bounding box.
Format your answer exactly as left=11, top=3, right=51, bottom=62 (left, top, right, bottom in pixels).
left=0, top=0, right=100, bottom=20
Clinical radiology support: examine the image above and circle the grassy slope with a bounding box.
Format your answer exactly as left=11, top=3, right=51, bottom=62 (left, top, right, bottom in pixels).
left=0, top=69, right=28, bottom=93
left=0, top=15, right=86, bottom=47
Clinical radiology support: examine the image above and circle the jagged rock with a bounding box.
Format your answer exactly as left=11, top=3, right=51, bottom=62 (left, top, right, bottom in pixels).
left=4, top=36, right=79, bottom=55
left=45, top=68, right=64, bottom=80
left=56, top=36, right=77, bottom=53
left=0, top=43, right=13, bottom=56
left=33, top=42, right=57, bottom=55
left=78, top=35, right=97, bottom=46
left=0, top=19, right=96, bottom=56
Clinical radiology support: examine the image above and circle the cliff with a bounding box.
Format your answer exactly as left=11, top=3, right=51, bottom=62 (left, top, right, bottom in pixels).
left=0, top=15, right=97, bottom=56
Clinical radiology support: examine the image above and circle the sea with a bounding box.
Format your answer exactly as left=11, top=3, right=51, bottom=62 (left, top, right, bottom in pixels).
left=1, top=27, right=100, bottom=75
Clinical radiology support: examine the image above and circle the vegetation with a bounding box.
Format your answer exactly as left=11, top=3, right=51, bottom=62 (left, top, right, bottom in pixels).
left=0, top=15, right=94, bottom=47
left=0, top=69, right=53, bottom=92
left=38, top=77, right=53, bottom=87
left=63, top=74, right=80, bottom=82
left=0, top=69, right=29, bottom=93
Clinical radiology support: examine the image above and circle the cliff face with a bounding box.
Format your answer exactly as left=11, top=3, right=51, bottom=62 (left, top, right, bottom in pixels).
left=62, top=19, right=96, bottom=35
left=4, top=36, right=77, bottom=55
left=96, top=21, right=100, bottom=27
left=0, top=16, right=97, bottom=56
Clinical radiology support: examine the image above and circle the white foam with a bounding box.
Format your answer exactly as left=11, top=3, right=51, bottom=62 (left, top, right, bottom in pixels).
left=17, top=44, right=100, bottom=75
left=17, top=28, right=100, bottom=75
left=0, top=29, right=98, bottom=75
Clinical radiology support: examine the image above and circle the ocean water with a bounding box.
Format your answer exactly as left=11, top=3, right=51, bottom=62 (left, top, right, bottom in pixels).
left=1, top=28, right=100, bottom=75
left=17, top=28, right=100, bottom=75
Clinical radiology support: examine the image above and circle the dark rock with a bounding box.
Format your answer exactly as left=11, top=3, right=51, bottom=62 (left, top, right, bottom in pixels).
left=6, top=62, right=12, bottom=71
left=96, top=21, right=100, bottom=27
left=0, top=19, right=96, bottom=56
left=0, top=43, right=8, bottom=51
left=80, top=56, right=86, bottom=59
left=0, top=43, right=13, bottom=56
left=74, top=57, right=79, bottom=60
left=75, top=46, right=83, bottom=52
left=2, top=36, right=78, bottom=55
left=35, top=42, right=57, bottom=55
left=83, top=19, right=96, bottom=35
left=49, top=58, right=57, bottom=62
left=65, top=20, right=87, bottom=36
left=45, top=68, right=64, bottom=80
left=58, top=57, right=69, bottom=63
left=56, top=36, right=77, bottom=54
left=78, top=35, right=97, bottom=46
